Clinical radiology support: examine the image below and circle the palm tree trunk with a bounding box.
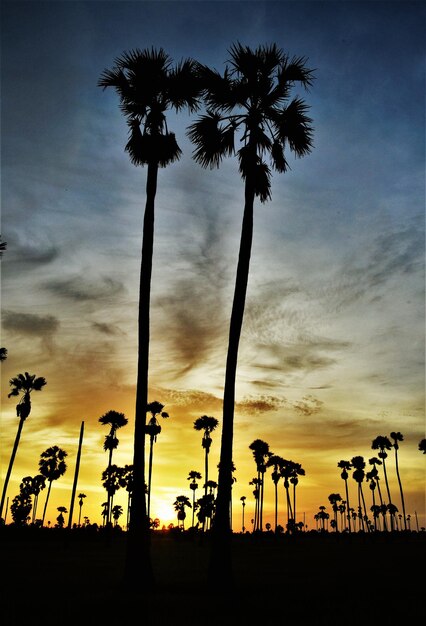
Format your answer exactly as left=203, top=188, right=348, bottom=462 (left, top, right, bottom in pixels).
left=147, top=436, right=154, bottom=521
left=41, top=481, right=53, bottom=527
left=124, top=161, right=158, bottom=589
left=68, top=421, right=84, bottom=529
left=394, top=449, right=407, bottom=530
left=344, top=478, right=352, bottom=532
left=209, top=178, right=255, bottom=587
left=0, top=417, right=24, bottom=520
left=382, top=459, right=394, bottom=530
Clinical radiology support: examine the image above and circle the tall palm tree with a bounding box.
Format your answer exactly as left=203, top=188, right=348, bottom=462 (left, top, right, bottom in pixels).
left=38, top=446, right=67, bottom=526
left=266, top=454, right=284, bottom=532
left=290, top=461, right=305, bottom=527
left=240, top=495, right=246, bottom=533
left=249, top=439, right=271, bottom=531
left=368, top=456, right=387, bottom=531
left=280, top=459, right=295, bottom=528
left=337, top=460, right=352, bottom=532
left=188, top=42, right=314, bottom=585
left=21, top=475, right=46, bottom=524
left=99, top=410, right=128, bottom=524
left=328, top=493, right=342, bottom=532
left=390, top=431, right=407, bottom=530
left=351, top=456, right=370, bottom=532
left=193, top=415, right=219, bottom=501
left=371, top=435, right=395, bottom=530
left=145, top=401, right=169, bottom=521
left=187, top=470, right=202, bottom=528
left=99, top=47, right=200, bottom=587
left=0, top=372, right=47, bottom=520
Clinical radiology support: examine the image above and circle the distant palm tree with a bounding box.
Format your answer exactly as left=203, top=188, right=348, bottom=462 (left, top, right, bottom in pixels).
left=249, top=477, right=261, bottom=530
left=337, top=460, right=352, bottom=532
left=328, top=493, right=342, bottom=532
left=99, top=47, right=200, bottom=587
left=290, top=461, right=305, bottom=526
left=371, top=435, right=395, bottom=530
left=20, top=475, right=46, bottom=524
left=39, top=446, right=67, bottom=526
left=56, top=506, right=67, bottom=528
left=77, top=493, right=86, bottom=527
left=187, top=470, right=202, bottom=527
left=0, top=373, right=47, bottom=520
left=390, top=431, right=407, bottom=530
left=368, top=456, right=387, bottom=531
left=249, top=439, right=271, bottom=531
left=188, top=43, right=314, bottom=585
left=173, top=495, right=192, bottom=530
left=119, top=464, right=134, bottom=530
left=101, top=464, right=125, bottom=522
left=240, top=496, right=246, bottom=533
left=280, top=459, right=295, bottom=528
left=10, top=491, right=32, bottom=526
left=112, top=504, right=124, bottom=527
left=0, top=347, right=7, bottom=361
left=145, top=401, right=169, bottom=520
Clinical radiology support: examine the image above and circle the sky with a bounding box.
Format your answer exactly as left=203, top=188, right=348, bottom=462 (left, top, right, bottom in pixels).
left=1, top=0, right=425, bottom=531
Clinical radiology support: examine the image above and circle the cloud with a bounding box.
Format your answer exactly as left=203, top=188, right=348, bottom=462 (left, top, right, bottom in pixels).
left=1, top=230, right=59, bottom=267
left=91, top=321, right=122, bottom=335
left=2, top=310, right=59, bottom=336
left=43, top=275, right=125, bottom=302
left=293, top=394, right=324, bottom=416
left=236, top=395, right=288, bottom=414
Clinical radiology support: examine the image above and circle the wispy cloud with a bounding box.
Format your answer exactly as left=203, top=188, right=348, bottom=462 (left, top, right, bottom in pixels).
left=43, top=275, right=125, bottom=302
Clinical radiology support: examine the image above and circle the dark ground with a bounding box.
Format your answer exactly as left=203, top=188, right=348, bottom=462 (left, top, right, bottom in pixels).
left=1, top=527, right=424, bottom=626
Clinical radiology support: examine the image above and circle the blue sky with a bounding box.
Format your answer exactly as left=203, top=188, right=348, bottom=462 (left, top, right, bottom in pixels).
left=1, top=0, right=425, bottom=527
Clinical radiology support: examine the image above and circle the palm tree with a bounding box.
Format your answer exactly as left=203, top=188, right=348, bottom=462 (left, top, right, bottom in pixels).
left=0, top=372, right=47, bottom=520
left=390, top=431, right=407, bottom=530
left=351, top=456, right=370, bottom=532
left=56, top=506, right=67, bottom=528
left=240, top=496, right=246, bottom=533
left=249, top=439, right=271, bottom=531
left=266, top=455, right=284, bottom=532
left=0, top=347, right=7, bottom=361
left=188, top=42, right=314, bottom=585
left=290, top=461, right=305, bottom=527
left=99, top=48, right=200, bottom=588
left=193, top=415, right=219, bottom=500
left=368, top=456, right=387, bottom=531
left=187, top=470, right=202, bottom=528
left=99, top=410, right=128, bottom=524
left=21, top=475, right=46, bottom=524
left=77, top=493, right=86, bottom=527
left=101, top=464, right=125, bottom=524
left=371, top=435, right=395, bottom=530
left=173, top=495, right=192, bottom=530
left=337, top=460, right=352, bottom=532
left=145, top=401, right=169, bottom=520
left=119, top=464, right=134, bottom=530
left=419, top=439, right=426, bottom=454
left=280, top=459, right=295, bottom=528
left=38, top=446, right=67, bottom=526
left=112, top=504, right=123, bottom=527
left=328, top=493, right=342, bottom=532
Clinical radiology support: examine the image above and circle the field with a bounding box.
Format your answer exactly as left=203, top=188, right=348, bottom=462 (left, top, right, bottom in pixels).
left=1, top=527, right=424, bottom=626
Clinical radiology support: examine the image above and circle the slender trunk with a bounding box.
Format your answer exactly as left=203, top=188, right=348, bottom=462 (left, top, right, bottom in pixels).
left=68, top=421, right=84, bottom=529
left=274, top=481, right=278, bottom=532
left=147, top=437, right=154, bottom=521
left=394, top=448, right=407, bottom=530
left=41, top=481, right=53, bottom=526
left=344, top=478, right=352, bottom=532
left=209, top=177, right=255, bottom=587
left=124, top=161, right=158, bottom=589
left=382, top=458, right=394, bottom=530
left=0, top=417, right=25, bottom=520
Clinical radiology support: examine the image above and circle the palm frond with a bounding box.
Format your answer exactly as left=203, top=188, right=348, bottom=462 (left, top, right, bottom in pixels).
left=278, top=55, right=315, bottom=90
left=187, top=112, right=234, bottom=168
left=272, top=97, right=314, bottom=157
left=167, top=58, right=201, bottom=112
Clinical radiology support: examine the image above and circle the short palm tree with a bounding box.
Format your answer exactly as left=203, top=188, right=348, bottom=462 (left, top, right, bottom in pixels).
left=99, top=47, right=200, bottom=587
left=193, top=415, right=219, bottom=520
left=145, top=401, right=169, bottom=520
left=56, top=506, right=67, bottom=528
left=77, top=493, right=87, bottom=527
left=328, top=493, right=342, bottom=532
left=38, top=446, right=68, bottom=526
left=188, top=42, right=314, bottom=585
left=0, top=372, right=47, bottom=520
left=187, top=470, right=202, bottom=527
left=368, top=456, right=387, bottom=531
left=112, top=504, right=124, bottom=527
left=173, top=495, right=192, bottom=530
left=390, top=431, right=407, bottom=530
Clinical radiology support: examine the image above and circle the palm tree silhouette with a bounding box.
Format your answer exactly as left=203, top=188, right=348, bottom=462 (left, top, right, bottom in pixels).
left=419, top=439, right=426, bottom=454
left=390, top=431, right=407, bottom=530
left=56, top=506, right=67, bottom=528
left=0, top=347, right=7, bottom=361
left=193, top=415, right=219, bottom=501
left=99, top=47, right=200, bottom=588
left=188, top=42, right=314, bottom=584
left=38, top=446, right=67, bottom=526
left=368, top=456, right=387, bottom=531
left=337, top=460, right=353, bottom=532
left=240, top=496, right=246, bottom=533
left=173, top=495, right=192, bottom=530
left=21, top=475, right=46, bottom=524
left=187, top=470, right=202, bottom=527
left=266, top=454, right=284, bottom=532
left=145, top=401, right=169, bottom=521
left=0, top=372, right=47, bottom=520
left=328, top=493, right=342, bottom=532
left=119, top=464, right=134, bottom=530
left=351, top=456, right=370, bottom=532
left=99, top=410, right=128, bottom=524
left=290, top=461, right=305, bottom=527
left=77, top=493, right=86, bottom=527
left=101, top=464, right=125, bottom=523
left=249, top=439, right=271, bottom=531
left=112, top=504, right=123, bottom=527
left=371, top=435, right=395, bottom=530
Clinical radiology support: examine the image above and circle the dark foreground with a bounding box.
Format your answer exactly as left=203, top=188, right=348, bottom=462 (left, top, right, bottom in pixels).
left=1, top=527, right=424, bottom=626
